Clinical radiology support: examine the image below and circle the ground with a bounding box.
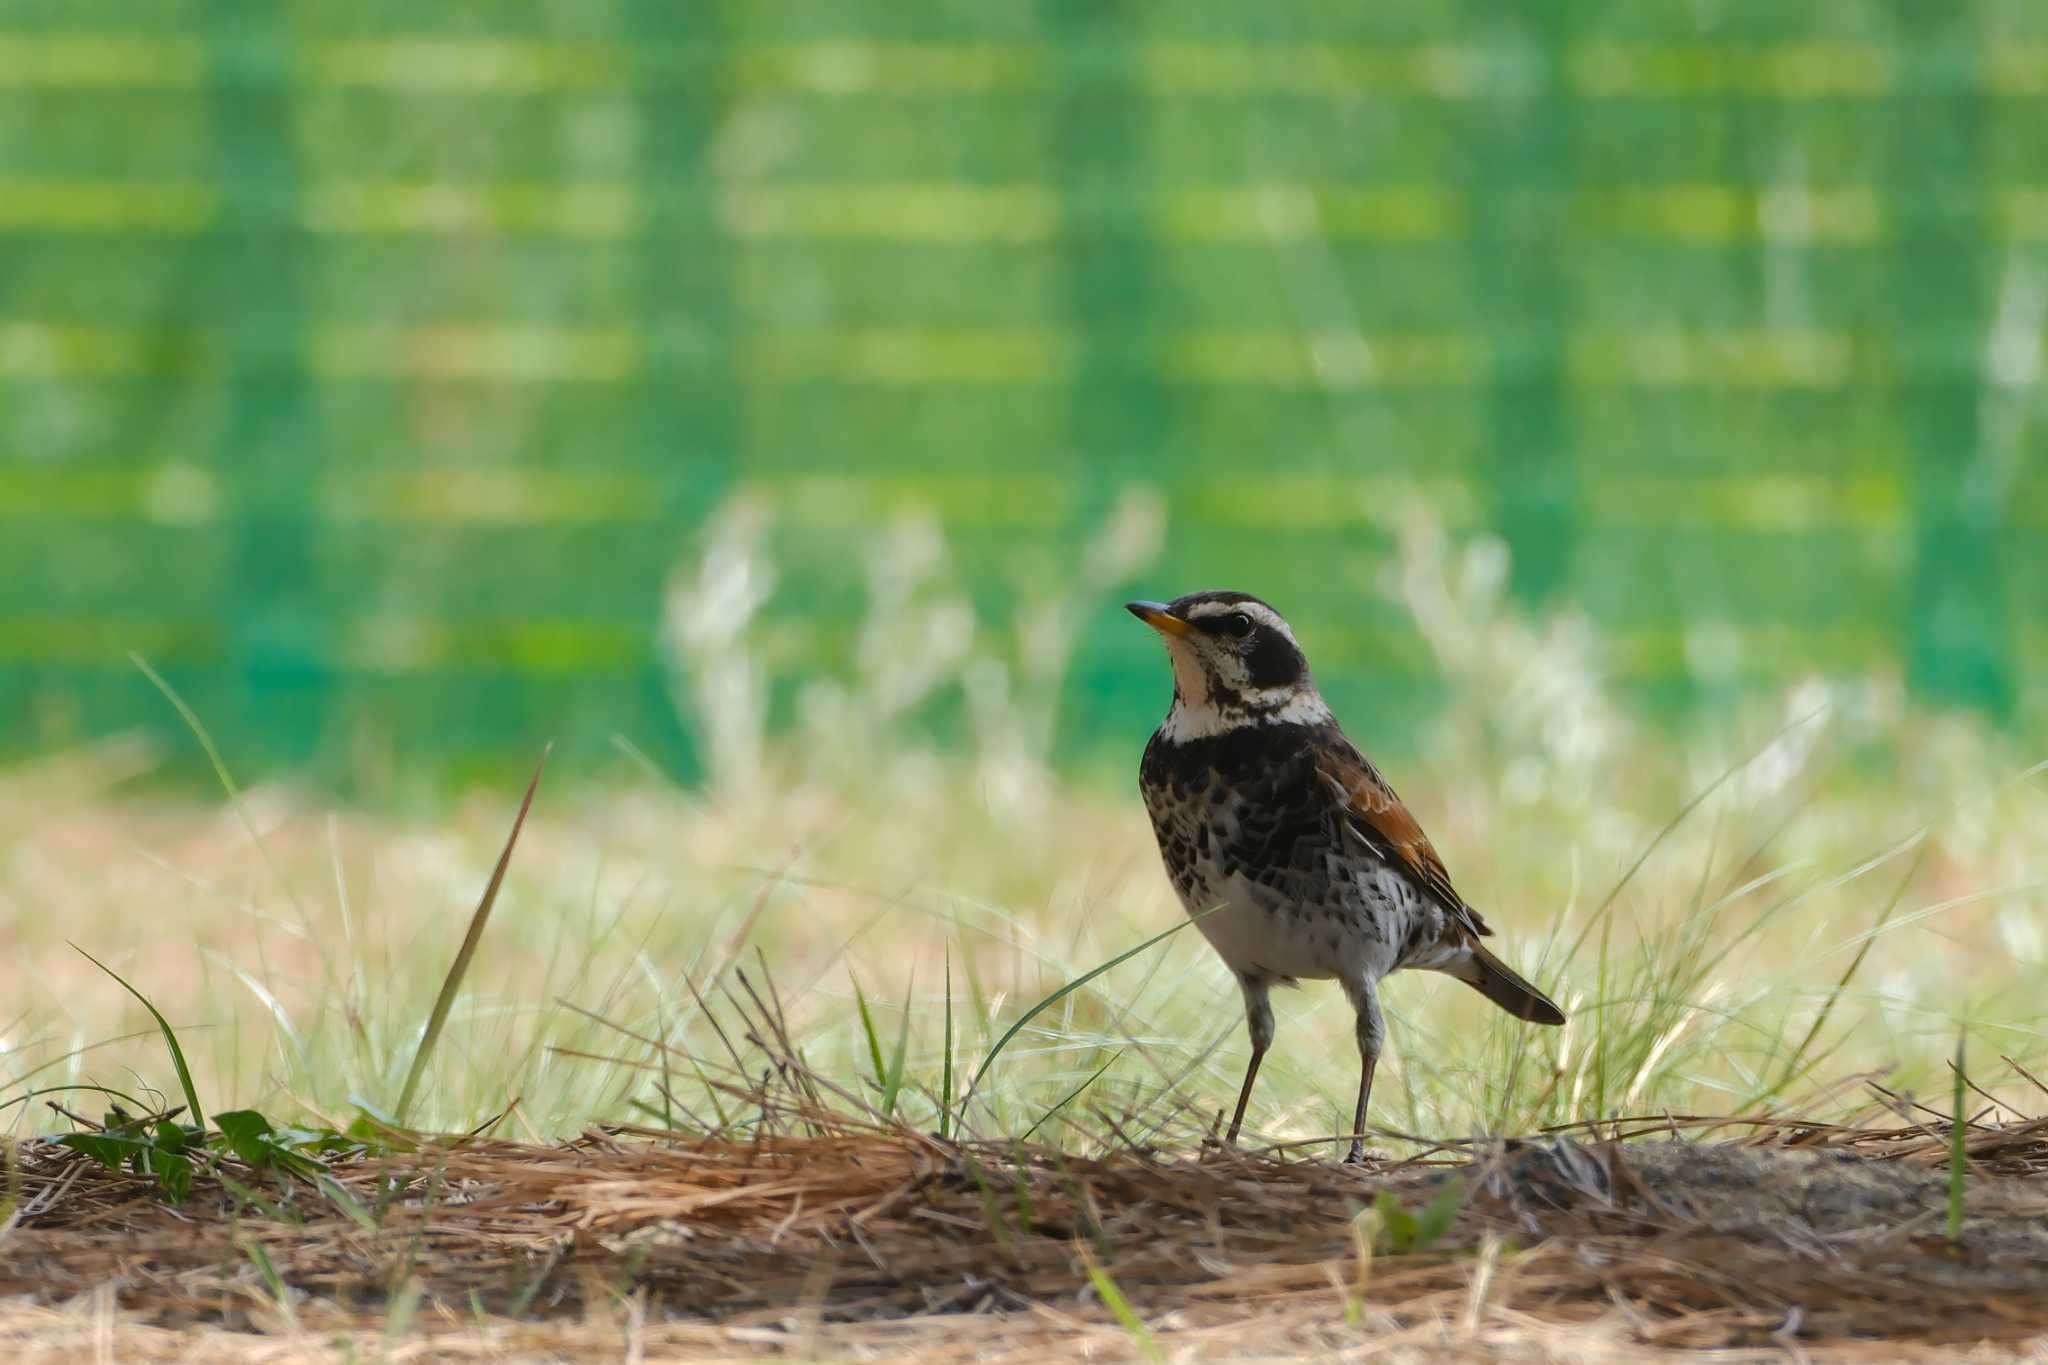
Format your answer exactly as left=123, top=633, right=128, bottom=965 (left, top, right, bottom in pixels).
left=8, top=1108, right=2048, bottom=1362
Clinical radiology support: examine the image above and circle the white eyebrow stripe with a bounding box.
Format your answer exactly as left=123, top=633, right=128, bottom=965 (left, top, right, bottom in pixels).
left=1241, top=603, right=1297, bottom=642
left=1177, top=598, right=1300, bottom=643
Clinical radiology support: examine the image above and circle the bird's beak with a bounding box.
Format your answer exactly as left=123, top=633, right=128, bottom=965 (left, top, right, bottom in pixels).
left=1125, top=600, right=1193, bottom=637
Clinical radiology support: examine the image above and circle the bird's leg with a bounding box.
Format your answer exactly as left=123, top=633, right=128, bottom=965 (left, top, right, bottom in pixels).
left=1227, top=974, right=1275, bottom=1146
left=1342, top=979, right=1385, bottom=1165
left=1346, top=1049, right=1379, bottom=1165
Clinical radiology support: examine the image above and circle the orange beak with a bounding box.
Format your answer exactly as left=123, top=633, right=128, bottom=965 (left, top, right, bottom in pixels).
left=1125, top=600, right=1193, bottom=637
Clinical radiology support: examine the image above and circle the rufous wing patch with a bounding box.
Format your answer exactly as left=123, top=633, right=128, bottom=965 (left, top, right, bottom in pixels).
left=1315, top=746, right=1494, bottom=939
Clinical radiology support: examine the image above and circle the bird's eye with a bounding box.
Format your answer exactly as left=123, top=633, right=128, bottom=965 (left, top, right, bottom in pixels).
left=1219, top=612, right=1255, bottom=638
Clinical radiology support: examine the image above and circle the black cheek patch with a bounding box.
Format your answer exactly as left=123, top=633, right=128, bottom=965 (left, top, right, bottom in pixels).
left=1244, top=631, right=1306, bottom=689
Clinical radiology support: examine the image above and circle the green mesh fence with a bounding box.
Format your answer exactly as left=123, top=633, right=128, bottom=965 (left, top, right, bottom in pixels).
left=2, top=3, right=2044, bottom=784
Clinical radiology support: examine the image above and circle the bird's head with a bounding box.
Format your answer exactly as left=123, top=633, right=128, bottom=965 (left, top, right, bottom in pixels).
left=1125, top=591, right=1326, bottom=737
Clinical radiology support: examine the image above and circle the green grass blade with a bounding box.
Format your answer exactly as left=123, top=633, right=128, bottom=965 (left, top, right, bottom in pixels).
left=1774, top=840, right=1928, bottom=1093
left=318, top=1174, right=380, bottom=1233
left=939, top=951, right=955, bottom=1140
left=959, top=1151, right=1008, bottom=1248
left=70, top=945, right=205, bottom=1132
left=395, top=745, right=549, bottom=1125
left=383, top=1274, right=424, bottom=1342
left=130, top=653, right=309, bottom=924
left=852, top=974, right=887, bottom=1104
left=1011, top=1156, right=1034, bottom=1234
left=1076, top=1240, right=1161, bottom=1365
left=1, top=1136, right=19, bottom=1227
left=1557, top=706, right=1827, bottom=969
left=1020, top=1050, right=1121, bottom=1143
left=242, top=1238, right=288, bottom=1306
left=966, top=912, right=1202, bottom=1101
left=1948, top=1031, right=1967, bottom=1245
left=882, top=975, right=914, bottom=1120
left=128, top=652, right=244, bottom=802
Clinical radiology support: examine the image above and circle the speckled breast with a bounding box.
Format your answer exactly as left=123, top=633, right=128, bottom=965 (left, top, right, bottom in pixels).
left=1139, top=723, right=1420, bottom=983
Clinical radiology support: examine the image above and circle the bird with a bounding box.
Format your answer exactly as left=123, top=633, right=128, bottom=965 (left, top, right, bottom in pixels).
left=1127, top=590, right=1564, bottom=1163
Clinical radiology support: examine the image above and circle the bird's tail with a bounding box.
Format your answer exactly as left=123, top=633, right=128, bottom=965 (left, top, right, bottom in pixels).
left=1450, top=943, right=1565, bottom=1025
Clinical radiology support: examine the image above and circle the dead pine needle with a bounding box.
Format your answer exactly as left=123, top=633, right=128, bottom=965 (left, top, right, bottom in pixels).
left=10, top=1099, right=2048, bottom=1357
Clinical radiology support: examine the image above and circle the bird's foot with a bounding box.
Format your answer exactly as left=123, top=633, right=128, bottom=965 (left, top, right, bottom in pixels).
left=1342, top=1140, right=1384, bottom=1167
left=1201, top=1132, right=1252, bottom=1164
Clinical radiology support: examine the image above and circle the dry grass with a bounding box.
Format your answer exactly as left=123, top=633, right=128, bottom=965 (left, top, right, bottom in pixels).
left=8, top=1094, right=2048, bottom=1362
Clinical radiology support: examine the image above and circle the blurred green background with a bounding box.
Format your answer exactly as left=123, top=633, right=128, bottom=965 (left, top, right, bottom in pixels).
left=3, top=2, right=2043, bottom=787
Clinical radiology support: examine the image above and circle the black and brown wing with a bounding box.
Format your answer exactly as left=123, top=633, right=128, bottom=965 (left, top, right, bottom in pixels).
left=1313, top=732, right=1565, bottom=1026
left=1311, top=735, right=1490, bottom=937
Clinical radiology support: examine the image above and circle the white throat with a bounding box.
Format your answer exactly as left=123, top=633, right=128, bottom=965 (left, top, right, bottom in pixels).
left=1159, top=688, right=1333, bottom=742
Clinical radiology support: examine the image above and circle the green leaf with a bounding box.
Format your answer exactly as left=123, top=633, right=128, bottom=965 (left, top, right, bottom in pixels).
left=69, top=946, right=205, bottom=1131
left=1414, top=1178, right=1464, bottom=1248
left=152, top=1119, right=199, bottom=1156
left=1370, top=1181, right=1463, bottom=1254
left=147, top=1148, right=194, bottom=1202
left=346, top=1099, right=414, bottom=1152
left=1373, top=1188, right=1420, bottom=1251
left=61, top=1124, right=197, bottom=1201
left=213, top=1109, right=276, bottom=1164
left=210, top=1110, right=334, bottom=1178
left=273, top=1126, right=359, bottom=1157
left=58, top=1132, right=148, bottom=1170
